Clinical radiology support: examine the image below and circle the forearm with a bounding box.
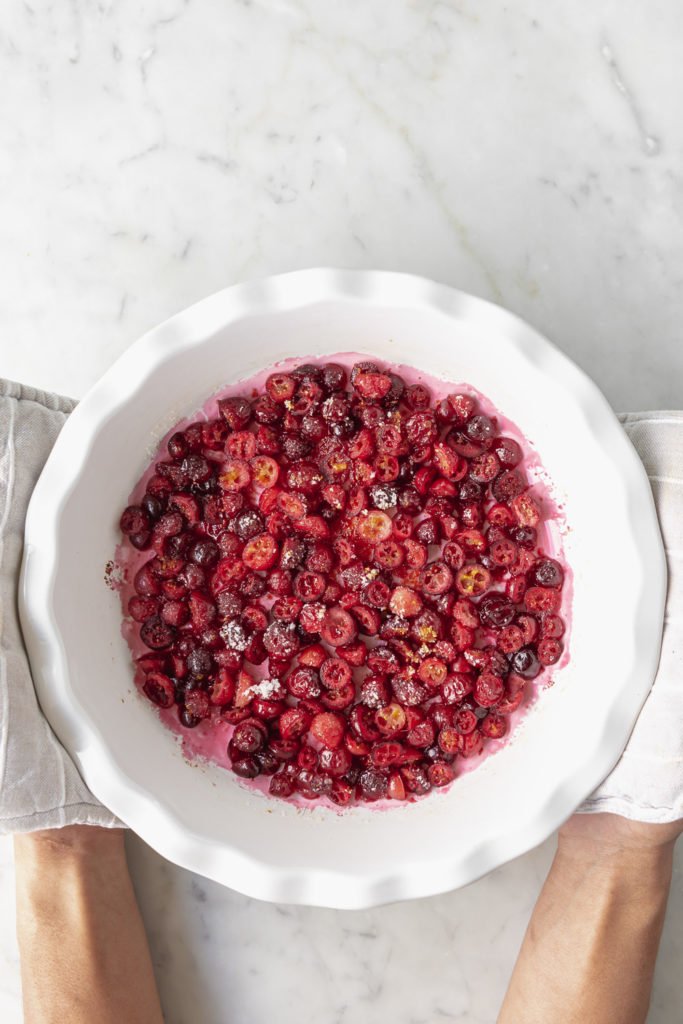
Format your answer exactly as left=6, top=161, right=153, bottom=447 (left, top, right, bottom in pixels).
left=14, top=826, right=164, bottom=1024
left=498, top=834, right=675, bottom=1024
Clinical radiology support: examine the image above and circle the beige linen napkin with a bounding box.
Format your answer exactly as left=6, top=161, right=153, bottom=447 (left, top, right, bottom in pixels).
left=0, top=379, right=679, bottom=833
left=577, top=412, right=683, bottom=823
left=0, top=380, right=120, bottom=833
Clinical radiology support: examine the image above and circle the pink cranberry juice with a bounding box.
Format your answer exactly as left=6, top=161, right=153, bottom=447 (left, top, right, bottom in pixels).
left=116, top=355, right=569, bottom=808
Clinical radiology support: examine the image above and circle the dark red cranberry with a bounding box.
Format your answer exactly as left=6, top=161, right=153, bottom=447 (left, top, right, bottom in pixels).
left=478, top=593, right=516, bottom=629
left=321, top=363, right=347, bottom=392
left=190, top=538, right=219, bottom=567
left=510, top=525, right=537, bottom=549
left=493, top=437, right=522, bottom=467
left=509, top=645, right=542, bottom=679
left=530, top=558, right=564, bottom=588
left=231, top=756, right=261, bottom=779
left=234, top=509, right=265, bottom=541
left=140, top=615, right=174, bottom=650
left=179, top=707, right=202, bottom=728
left=218, top=396, right=252, bottom=429
left=263, top=620, right=301, bottom=659
left=120, top=505, right=150, bottom=536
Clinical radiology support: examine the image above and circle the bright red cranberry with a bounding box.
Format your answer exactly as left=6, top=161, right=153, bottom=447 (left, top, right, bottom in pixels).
left=511, top=491, right=541, bottom=527
left=524, top=586, right=561, bottom=614
left=310, top=712, right=345, bottom=749
left=538, top=638, right=563, bottom=665
left=140, top=615, right=174, bottom=650
left=320, top=606, right=357, bottom=647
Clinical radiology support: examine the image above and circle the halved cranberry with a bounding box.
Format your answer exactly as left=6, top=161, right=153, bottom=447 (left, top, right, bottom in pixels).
left=320, top=606, right=357, bottom=648
left=403, top=539, right=428, bottom=570
left=319, top=657, right=352, bottom=690
left=391, top=673, right=427, bottom=707
left=310, top=711, right=345, bottom=749
left=207, top=668, right=235, bottom=706
left=480, top=712, right=508, bottom=739
left=452, top=707, right=477, bottom=734
left=419, top=561, right=453, bottom=596
left=416, top=657, right=447, bottom=688
left=511, top=492, right=541, bottom=527
left=140, top=615, right=174, bottom=650
left=538, top=638, right=563, bottom=665
left=374, top=702, right=407, bottom=735
left=128, top=596, right=158, bottom=622
left=474, top=671, right=504, bottom=707
left=406, top=719, right=435, bottom=748
left=428, top=761, right=455, bottom=787
left=320, top=681, right=356, bottom=709
left=455, top=565, right=491, bottom=597
left=142, top=671, right=175, bottom=708
left=184, top=689, right=211, bottom=720
left=242, top=533, right=279, bottom=571
left=440, top=671, right=473, bottom=704
left=360, top=675, right=391, bottom=709
left=350, top=604, right=381, bottom=635
left=524, top=586, right=561, bottom=614
left=506, top=576, right=527, bottom=603
left=516, top=613, right=539, bottom=644
left=385, top=586, right=420, bottom=618
left=540, top=614, right=565, bottom=639
left=498, top=624, right=525, bottom=653
left=293, top=571, right=326, bottom=602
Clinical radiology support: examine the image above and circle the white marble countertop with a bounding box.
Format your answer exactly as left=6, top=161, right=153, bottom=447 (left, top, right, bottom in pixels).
left=1, top=2, right=681, bottom=1021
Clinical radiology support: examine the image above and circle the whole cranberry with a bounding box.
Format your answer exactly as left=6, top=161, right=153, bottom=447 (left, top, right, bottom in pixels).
left=233, top=509, right=265, bottom=541
left=530, top=558, right=564, bottom=588
left=321, top=363, right=348, bottom=392
left=190, top=538, right=219, bottom=567
left=478, top=593, right=516, bottom=629
left=509, top=645, right=542, bottom=679
left=466, top=414, right=495, bottom=442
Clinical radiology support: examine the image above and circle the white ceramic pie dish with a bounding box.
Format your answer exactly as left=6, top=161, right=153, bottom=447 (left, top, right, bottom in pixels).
left=20, top=269, right=665, bottom=908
